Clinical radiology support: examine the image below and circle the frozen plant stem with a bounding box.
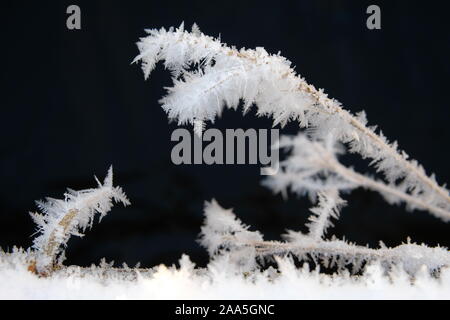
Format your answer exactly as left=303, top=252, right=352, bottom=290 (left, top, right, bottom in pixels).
left=238, top=238, right=450, bottom=275
left=306, top=189, right=344, bottom=240
left=309, top=102, right=450, bottom=205
left=310, top=140, right=449, bottom=219
left=42, top=209, right=78, bottom=261
left=267, top=135, right=449, bottom=220
left=334, top=161, right=449, bottom=219
left=30, top=166, right=130, bottom=274
left=134, top=23, right=449, bottom=221
left=200, top=200, right=450, bottom=275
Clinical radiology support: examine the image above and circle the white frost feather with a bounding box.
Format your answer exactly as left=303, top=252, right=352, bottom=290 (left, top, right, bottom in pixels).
left=30, top=166, right=130, bottom=272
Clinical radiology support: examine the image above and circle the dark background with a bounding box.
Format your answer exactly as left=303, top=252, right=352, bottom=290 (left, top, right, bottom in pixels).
left=0, top=0, right=448, bottom=268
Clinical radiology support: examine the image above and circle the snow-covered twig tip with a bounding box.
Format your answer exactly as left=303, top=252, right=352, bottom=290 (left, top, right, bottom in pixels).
left=30, top=166, right=130, bottom=274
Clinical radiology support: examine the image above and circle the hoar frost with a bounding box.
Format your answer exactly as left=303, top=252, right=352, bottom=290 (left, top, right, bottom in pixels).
left=0, top=23, right=448, bottom=299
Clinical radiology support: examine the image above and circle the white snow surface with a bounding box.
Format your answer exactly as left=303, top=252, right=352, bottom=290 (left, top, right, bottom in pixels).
left=0, top=250, right=448, bottom=300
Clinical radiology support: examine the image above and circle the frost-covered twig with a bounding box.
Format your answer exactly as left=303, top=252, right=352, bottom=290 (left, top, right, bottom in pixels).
left=305, top=189, right=345, bottom=241
left=264, top=134, right=450, bottom=220
left=248, top=237, right=450, bottom=276
left=134, top=23, right=449, bottom=221
left=199, top=199, right=264, bottom=271
left=200, top=200, right=450, bottom=275
left=30, top=166, right=130, bottom=274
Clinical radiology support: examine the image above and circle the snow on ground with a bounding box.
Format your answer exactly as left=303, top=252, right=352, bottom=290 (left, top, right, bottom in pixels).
left=0, top=251, right=448, bottom=299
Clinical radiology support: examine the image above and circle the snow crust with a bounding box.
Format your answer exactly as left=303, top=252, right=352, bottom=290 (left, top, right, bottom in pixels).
left=0, top=251, right=448, bottom=299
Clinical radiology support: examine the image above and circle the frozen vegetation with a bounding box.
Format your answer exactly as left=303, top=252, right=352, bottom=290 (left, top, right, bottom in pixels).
left=0, top=23, right=448, bottom=299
